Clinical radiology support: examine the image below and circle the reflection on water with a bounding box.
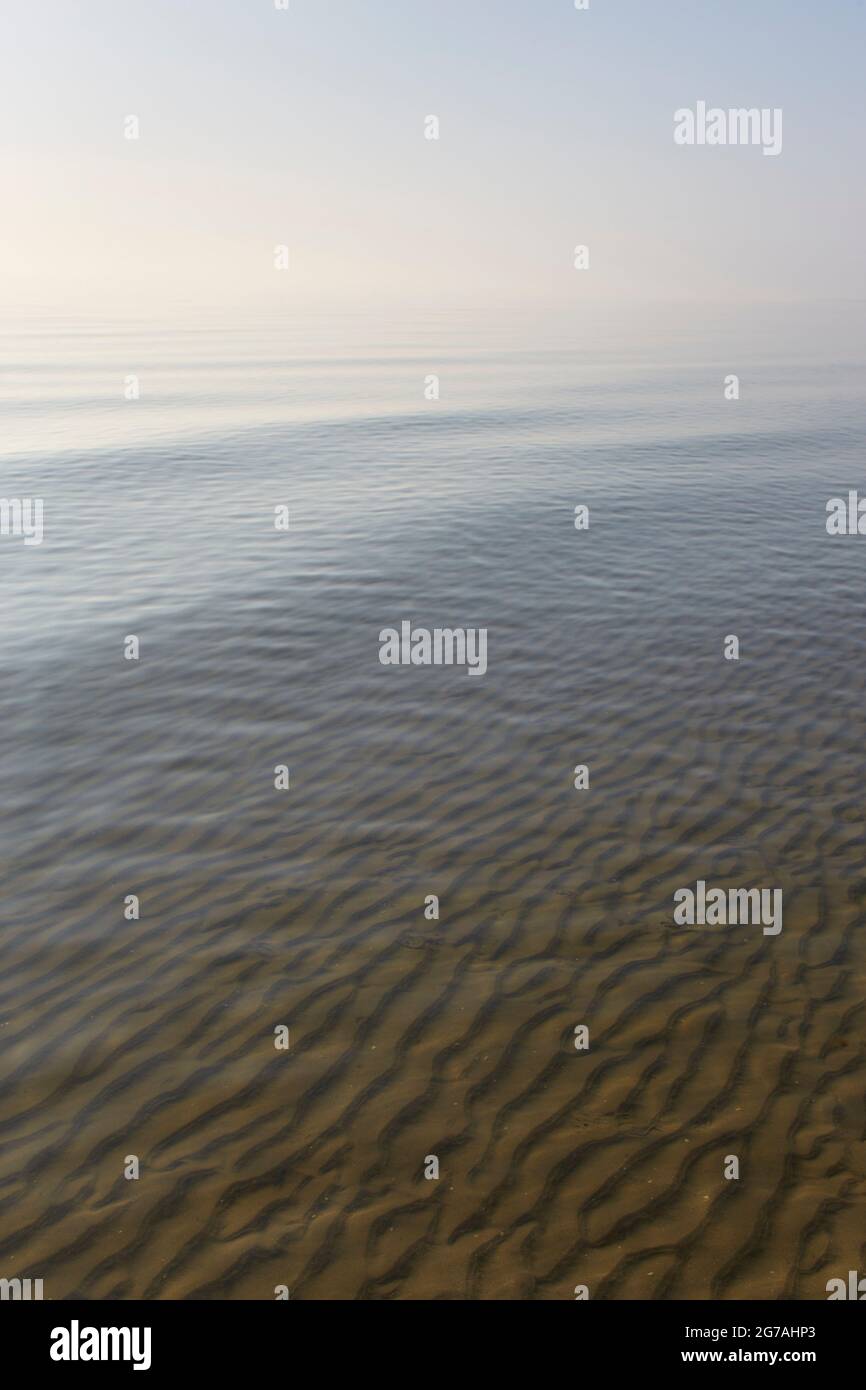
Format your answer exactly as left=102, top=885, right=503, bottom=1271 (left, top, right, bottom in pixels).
left=1, top=302, right=865, bottom=1298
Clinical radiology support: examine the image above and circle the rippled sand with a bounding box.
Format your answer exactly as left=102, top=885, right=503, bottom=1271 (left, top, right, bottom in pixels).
left=2, top=306, right=866, bottom=1299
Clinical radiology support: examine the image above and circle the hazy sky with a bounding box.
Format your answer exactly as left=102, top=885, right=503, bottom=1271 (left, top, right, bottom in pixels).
left=2, top=0, right=864, bottom=311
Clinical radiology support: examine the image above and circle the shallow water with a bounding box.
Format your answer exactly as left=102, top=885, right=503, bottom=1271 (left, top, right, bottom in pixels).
left=2, top=301, right=865, bottom=1298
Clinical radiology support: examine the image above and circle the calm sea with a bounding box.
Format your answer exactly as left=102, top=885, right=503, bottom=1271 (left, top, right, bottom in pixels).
left=1, top=300, right=865, bottom=1298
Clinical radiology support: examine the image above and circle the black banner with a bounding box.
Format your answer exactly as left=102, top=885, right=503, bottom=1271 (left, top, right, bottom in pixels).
left=3, top=1298, right=860, bottom=1375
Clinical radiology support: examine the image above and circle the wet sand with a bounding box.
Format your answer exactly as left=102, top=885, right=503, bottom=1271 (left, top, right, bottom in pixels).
left=2, top=307, right=866, bottom=1299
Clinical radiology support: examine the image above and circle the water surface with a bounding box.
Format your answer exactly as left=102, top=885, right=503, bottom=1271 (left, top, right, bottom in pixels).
left=2, top=301, right=865, bottom=1298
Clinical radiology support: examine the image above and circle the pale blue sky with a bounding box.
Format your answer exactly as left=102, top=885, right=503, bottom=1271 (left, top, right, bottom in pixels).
left=2, top=0, right=864, bottom=309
